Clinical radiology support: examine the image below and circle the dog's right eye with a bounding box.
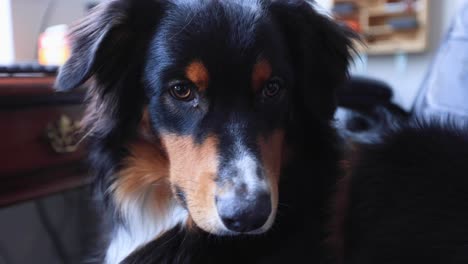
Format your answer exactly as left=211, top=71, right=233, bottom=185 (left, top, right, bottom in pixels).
left=170, top=83, right=195, bottom=101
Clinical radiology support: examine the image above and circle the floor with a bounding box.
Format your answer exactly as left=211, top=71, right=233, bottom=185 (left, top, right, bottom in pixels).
left=0, top=187, right=97, bottom=264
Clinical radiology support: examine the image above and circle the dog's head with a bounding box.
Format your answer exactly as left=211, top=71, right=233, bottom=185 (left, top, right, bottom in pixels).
left=57, top=0, right=354, bottom=236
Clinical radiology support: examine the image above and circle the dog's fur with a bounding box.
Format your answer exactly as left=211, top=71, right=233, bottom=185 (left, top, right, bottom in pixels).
left=56, top=1, right=468, bottom=263
left=328, top=119, right=468, bottom=264
left=56, top=0, right=355, bottom=263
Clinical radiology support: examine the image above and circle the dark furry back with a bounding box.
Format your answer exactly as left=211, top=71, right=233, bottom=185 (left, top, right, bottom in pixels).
left=342, top=120, right=468, bottom=264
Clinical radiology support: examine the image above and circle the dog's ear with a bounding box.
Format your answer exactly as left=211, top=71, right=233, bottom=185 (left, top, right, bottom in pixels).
left=55, top=0, right=164, bottom=91
left=269, top=0, right=357, bottom=120
left=55, top=0, right=165, bottom=139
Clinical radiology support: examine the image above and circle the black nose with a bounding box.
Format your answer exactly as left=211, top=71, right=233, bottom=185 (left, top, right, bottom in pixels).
left=217, top=192, right=272, bottom=233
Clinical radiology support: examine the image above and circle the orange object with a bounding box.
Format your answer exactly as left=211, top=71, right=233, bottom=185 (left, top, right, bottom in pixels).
left=38, top=25, right=70, bottom=66
left=344, top=19, right=361, bottom=32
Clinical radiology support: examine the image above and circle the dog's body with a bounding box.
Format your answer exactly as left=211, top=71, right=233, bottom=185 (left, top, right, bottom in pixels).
left=56, top=0, right=353, bottom=263
left=332, top=120, right=468, bottom=264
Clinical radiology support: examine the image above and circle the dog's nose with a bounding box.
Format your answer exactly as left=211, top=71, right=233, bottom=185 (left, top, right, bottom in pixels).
left=216, top=191, right=271, bottom=233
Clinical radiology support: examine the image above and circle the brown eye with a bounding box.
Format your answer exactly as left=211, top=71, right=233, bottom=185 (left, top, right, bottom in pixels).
left=170, top=84, right=194, bottom=101
left=262, top=78, right=283, bottom=98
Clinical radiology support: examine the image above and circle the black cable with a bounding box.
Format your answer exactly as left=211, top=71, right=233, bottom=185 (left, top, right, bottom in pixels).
left=34, top=200, right=69, bottom=263
left=34, top=0, right=57, bottom=60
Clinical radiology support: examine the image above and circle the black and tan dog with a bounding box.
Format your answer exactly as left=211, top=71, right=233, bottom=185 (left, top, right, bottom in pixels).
left=56, top=0, right=468, bottom=263
left=56, top=0, right=354, bottom=263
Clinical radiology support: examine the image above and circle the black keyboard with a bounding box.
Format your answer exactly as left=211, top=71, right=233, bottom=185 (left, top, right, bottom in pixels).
left=0, top=63, right=59, bottom=77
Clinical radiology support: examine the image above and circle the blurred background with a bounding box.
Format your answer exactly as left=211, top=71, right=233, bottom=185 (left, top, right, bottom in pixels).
left=0, top=0, right=467, bottom=263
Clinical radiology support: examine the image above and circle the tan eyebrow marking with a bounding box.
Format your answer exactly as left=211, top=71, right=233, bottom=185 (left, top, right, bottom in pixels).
left=185, top=61, right=209, bottom=91
left=252, top=59, right=272, bottom=92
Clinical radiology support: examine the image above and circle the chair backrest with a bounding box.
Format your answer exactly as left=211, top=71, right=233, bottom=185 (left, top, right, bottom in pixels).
left=412, top=2, right=468, bottom=121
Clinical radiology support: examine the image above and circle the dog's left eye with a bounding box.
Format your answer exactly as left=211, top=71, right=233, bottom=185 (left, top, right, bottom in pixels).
left=262, top=78, right=284, bottom=98
left=170, top=83, right=195, bottom=101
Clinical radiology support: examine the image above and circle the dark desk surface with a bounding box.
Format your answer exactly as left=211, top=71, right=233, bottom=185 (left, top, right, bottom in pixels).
left=0, top=77, right=90, bottom=207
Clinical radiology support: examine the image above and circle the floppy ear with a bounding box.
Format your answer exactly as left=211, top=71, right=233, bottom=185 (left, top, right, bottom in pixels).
left=55, top=0, right=165, bottom=138
left=55, top=1, right=126, bottom=91
left=55, top=0, right=164, bottom=91
left=269, top=0, right=357, bottom=120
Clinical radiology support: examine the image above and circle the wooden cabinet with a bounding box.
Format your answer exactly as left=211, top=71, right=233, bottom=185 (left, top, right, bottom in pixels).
left=0, top=77, right=90, bottom=207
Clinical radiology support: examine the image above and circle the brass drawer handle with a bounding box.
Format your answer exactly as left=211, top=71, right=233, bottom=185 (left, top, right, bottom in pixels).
left=46, top=115, right=81, bottom=153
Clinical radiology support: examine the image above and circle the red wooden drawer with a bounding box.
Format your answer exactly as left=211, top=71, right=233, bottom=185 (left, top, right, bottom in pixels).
left=0, top=105, right=85, bottom=177
left=0, top=78, right=90, bottom=206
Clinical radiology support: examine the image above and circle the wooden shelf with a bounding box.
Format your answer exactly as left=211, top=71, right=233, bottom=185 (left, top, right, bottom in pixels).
left=332, top=0, right=429, bottom=55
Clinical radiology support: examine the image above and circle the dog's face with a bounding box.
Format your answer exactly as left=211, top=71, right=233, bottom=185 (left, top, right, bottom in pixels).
left=143, top=4, right=292, bottom=234
left=56, top=0, right=354, bottom=236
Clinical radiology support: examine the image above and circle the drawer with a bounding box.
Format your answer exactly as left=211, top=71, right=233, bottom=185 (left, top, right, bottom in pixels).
left=0, top=105, right=86, bottom=177
left=0, top=80, right=90, bottom=206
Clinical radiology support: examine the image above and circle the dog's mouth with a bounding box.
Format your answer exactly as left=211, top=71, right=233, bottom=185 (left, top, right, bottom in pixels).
left=171, top=165, right=279, bottom=236
left=180, top=186, right=278, bottom=235
left=161, top=131, right=284, bottom=236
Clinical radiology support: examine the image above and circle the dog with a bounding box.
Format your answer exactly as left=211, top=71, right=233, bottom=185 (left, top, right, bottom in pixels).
left=55, top=0, right=355, bottom=263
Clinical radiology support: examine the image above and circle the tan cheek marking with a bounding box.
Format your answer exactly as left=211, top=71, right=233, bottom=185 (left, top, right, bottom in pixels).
left=160, top=134, right=220, bottom=233
left=252, top=59, right=272, bottom=92
left=258, top=130, right=285, bottom=213
left=185, top=61, right=209, bottom=91
left=113, top=139, right=170, bottom=209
